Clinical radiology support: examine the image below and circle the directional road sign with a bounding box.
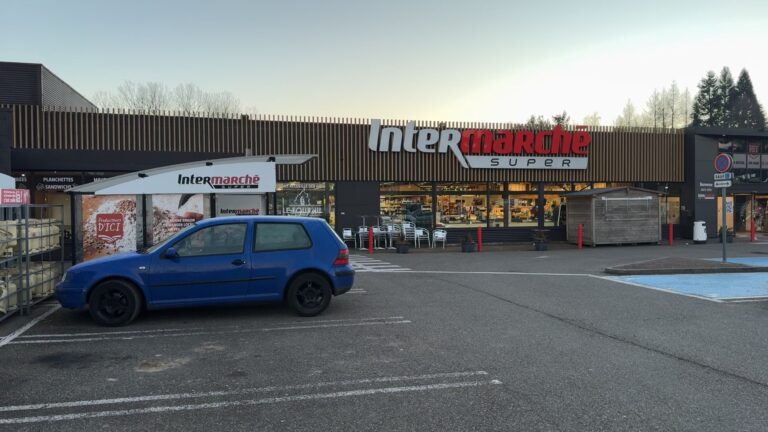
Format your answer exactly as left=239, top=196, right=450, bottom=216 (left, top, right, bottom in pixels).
left=714, top=180, right=732, bottom=188
left=714, top=172, right=733, bottom=180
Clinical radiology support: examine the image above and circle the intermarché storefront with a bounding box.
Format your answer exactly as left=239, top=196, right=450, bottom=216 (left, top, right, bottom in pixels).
left=1, top=105, right=685, bottom=243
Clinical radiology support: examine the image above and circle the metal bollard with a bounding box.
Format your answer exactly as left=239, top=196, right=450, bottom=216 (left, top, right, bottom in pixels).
left=368, top=226, right=373, bottom=254
left=477, top=226, right=482, bottom=252
left=668, top=224, right=673, bottom=246
left=577, top=224, right=583, bottom=249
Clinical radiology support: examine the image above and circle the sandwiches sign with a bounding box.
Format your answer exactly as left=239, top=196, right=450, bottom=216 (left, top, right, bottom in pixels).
left=368, top=119, right=590, bottom=169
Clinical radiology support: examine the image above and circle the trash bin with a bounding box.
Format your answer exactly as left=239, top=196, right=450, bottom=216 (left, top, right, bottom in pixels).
left=693, top=221, right=707, bottom=244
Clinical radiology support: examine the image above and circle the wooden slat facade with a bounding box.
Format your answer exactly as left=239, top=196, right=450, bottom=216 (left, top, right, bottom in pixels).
left=3, top=105, right=684, bottom=183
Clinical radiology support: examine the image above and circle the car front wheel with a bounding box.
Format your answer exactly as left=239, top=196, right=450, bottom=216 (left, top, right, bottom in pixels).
left=286, top=273, right=332, bottom=317
left=88, top=280, right=142, bottom=326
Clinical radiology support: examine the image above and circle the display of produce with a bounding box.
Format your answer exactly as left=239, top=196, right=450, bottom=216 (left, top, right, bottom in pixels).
left=0, top=205, right=65, bottom=322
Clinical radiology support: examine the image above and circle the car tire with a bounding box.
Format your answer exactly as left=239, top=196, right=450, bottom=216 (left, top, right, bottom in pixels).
left=286, top=273, right=332, bottom=317
left=88, top=280, right=142, bottom=327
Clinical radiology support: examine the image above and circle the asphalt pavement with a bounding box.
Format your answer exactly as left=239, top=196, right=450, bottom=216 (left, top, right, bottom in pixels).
left=1, top=241, right=767, bottom=431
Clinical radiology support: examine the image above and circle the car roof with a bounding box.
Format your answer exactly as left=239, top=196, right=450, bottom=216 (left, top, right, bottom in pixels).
left=196, top=216, right=324, bottom=226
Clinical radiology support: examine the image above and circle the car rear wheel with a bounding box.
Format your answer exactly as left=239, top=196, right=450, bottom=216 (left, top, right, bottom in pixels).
left=286, top=273, right=332, bottom=317
left=88, top=280, right=142, bottom=327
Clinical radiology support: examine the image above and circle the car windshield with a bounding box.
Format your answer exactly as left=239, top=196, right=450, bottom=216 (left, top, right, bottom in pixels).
left=142, top=223, right=199, bottom=254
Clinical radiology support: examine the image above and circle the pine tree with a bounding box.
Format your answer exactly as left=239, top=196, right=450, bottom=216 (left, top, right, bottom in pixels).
left=728, top=69, right=766, bottom=129
left=717, top=67, right=735, bottom=127
left=691, top=71, right=720, bottom=126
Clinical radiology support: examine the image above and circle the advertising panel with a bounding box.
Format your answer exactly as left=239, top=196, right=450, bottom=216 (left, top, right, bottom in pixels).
left=0, top=189, right=30, bottom=204
left=733, top=153, right=747, bottom=169
left=748, top=154, right=761, bottom=169
left=151, top=194, right=206, bottom=244
left=95, top=162, right=277, bottom=195
left=81, top=195, right=137, bottom=261
left=215, top=194, right=266, bottom=217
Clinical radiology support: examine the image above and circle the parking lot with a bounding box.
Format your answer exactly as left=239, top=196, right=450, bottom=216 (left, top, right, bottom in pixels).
left=2, top=243, right=768, bottom=431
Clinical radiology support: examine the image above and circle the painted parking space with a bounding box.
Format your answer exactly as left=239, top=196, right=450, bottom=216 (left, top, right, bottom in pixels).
left=605, top=272, right=768, bottom=301
left=706, top=256, right=768, bottom=266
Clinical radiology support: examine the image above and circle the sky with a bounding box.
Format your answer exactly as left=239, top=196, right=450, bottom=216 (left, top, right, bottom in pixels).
left=2, top=0, right=768, bottom=124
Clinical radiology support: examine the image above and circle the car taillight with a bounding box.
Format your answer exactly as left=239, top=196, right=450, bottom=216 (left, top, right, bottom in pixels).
left=333, top=248, right=349, bottom=266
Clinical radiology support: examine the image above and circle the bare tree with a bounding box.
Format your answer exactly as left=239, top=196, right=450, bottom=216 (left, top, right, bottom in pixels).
left=614, top=100, right=638, bottom=127
left=94, top=81, right=244, bottom=114
left=173, top=83, right=205, bottom=112
left=582, top=112, right=601, bottom=126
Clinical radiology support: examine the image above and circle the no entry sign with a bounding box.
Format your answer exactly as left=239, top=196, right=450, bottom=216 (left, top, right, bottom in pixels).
left=713, top=153, right=733, bottom=173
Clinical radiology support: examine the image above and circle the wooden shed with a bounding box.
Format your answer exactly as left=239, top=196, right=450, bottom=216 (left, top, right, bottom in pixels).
left=565, top=187, right=663, bottom=246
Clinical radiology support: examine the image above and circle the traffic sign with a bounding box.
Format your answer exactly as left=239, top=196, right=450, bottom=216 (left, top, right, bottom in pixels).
left=714, top=180, right=732, bottom=188
left=714, top=153, right=733, bottom=173
left=714, top=172, right=733, bottom=180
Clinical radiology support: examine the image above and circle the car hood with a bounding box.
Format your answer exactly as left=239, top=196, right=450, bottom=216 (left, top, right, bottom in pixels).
left=69, top=251, right=148, bottom=272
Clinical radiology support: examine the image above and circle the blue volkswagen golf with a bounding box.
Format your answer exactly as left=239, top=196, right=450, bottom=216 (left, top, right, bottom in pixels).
left=56, top=216, right=354, bottom=326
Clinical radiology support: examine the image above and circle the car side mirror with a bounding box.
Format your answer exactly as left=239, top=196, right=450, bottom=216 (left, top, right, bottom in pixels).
left=164, top=247, right=178, bottom=259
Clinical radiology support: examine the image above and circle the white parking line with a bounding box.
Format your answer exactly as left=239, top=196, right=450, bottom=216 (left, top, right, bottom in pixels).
left=0, top=305, right=60, bottom=348
left=592, top=275, right=725, bottom=303
left=0, top=380, right=502, bottom=424
left=0, top=371, right=490, bottom=413
left=19, top=316, right=402, bottom=339
left=10, top=319, right=412, bottom=345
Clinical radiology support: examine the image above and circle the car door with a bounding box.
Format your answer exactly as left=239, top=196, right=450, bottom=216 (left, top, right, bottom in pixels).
left=248, top=222, right=314, bottom=300
left=149, top=222, right=251, bottom=306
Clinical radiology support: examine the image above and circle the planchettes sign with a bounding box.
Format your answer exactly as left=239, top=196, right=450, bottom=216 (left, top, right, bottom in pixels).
left=368, top=119, right=590, bottom=169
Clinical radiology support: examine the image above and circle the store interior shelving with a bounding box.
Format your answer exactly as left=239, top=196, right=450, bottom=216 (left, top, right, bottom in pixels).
left=0, top=205, right=65, bottom=322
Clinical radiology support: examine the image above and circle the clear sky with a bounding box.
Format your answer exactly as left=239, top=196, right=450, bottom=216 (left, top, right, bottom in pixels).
left=2, top=0, right=767, bottom=124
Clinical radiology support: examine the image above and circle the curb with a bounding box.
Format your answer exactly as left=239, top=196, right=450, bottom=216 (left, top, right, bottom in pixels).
left=604, top=266, right=768, bottom=275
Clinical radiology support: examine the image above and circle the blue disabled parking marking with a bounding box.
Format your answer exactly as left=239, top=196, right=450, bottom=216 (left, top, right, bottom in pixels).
left=705, top=256, right=768, bottom=267
left=605, top=273, right=768, bottom=301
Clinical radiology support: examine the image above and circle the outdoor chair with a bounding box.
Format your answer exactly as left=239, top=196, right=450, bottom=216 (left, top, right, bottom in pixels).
left=401, top=222, right=416, bottom=245
left=342, top=228, right=356, bottom=249
left=414, top=227, right=430, bottom=248
left=357, top=226, right=370, bottom=250
left=432, top=229, right=447, bottom=248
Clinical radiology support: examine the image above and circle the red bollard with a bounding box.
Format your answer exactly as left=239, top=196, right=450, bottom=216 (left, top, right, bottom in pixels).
left=577, top=224, right=583, bottom=249
left=477, top=226, right=482, bottom=252
left=668, top=223, right=673, bottom=246
left=368, top=226, right=373, bottom=254
left=751, top=219, right=756, bottom=242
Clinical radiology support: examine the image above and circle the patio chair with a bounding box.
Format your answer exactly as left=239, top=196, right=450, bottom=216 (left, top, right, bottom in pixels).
left=432, top=229, right=447, bottom=248
left=414, top=227, right=430, bottom=248
left=357, top=226, right=370, bottom=250
left=384, top=224, right=400, bottom=249
left=401, top=222, right=416, bottom=246
left=342, top=228, right=356, bottom=249
left=372, top=226, right=387, bottom=249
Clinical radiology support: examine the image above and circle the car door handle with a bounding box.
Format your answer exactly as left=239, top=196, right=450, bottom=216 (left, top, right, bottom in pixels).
left=231, top=259, right=246, bottom=266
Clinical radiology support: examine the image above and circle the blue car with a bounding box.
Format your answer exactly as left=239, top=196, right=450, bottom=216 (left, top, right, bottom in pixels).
left=56, top=216, right=354, bottom=326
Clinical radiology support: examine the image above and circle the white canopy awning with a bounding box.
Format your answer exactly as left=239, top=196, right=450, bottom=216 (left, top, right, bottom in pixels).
left=68, top=155, right=315, bottom=195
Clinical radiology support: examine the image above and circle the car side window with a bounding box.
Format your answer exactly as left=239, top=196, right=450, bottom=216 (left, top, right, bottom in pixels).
left=173, top=223, right=247, bottom=257
left=253, top=223, right=312, bottom=252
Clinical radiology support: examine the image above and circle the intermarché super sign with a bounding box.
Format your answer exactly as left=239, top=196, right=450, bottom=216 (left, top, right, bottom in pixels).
left=368, top=119, right=591, bottom=169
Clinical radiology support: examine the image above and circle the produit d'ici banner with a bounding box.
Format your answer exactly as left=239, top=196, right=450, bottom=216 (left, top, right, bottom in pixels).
left=368, top=120, right=591, bottom=169
left=81, top=195, right=137, bottom=261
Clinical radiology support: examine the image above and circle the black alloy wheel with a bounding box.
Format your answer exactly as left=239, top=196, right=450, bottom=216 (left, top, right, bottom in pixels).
left=88, top=280, right=141, bottom=326
left=286, top=273, right=332, bottom=317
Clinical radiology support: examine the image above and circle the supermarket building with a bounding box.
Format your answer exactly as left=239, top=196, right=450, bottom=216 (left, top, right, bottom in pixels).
left=2, top=61, right=768, bottom=249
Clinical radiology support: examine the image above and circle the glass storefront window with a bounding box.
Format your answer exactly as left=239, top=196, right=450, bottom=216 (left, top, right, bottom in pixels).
left=437, top=192, right=486, bottom=228
left=508, top=194, right=538, bottom=226
left=276, top=182, right=333, bottom=222
left=380, top=183, right=433, bottom=229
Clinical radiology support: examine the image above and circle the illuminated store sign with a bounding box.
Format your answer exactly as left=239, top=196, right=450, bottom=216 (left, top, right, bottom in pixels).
left=368, top=119, right=590, bottom=169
